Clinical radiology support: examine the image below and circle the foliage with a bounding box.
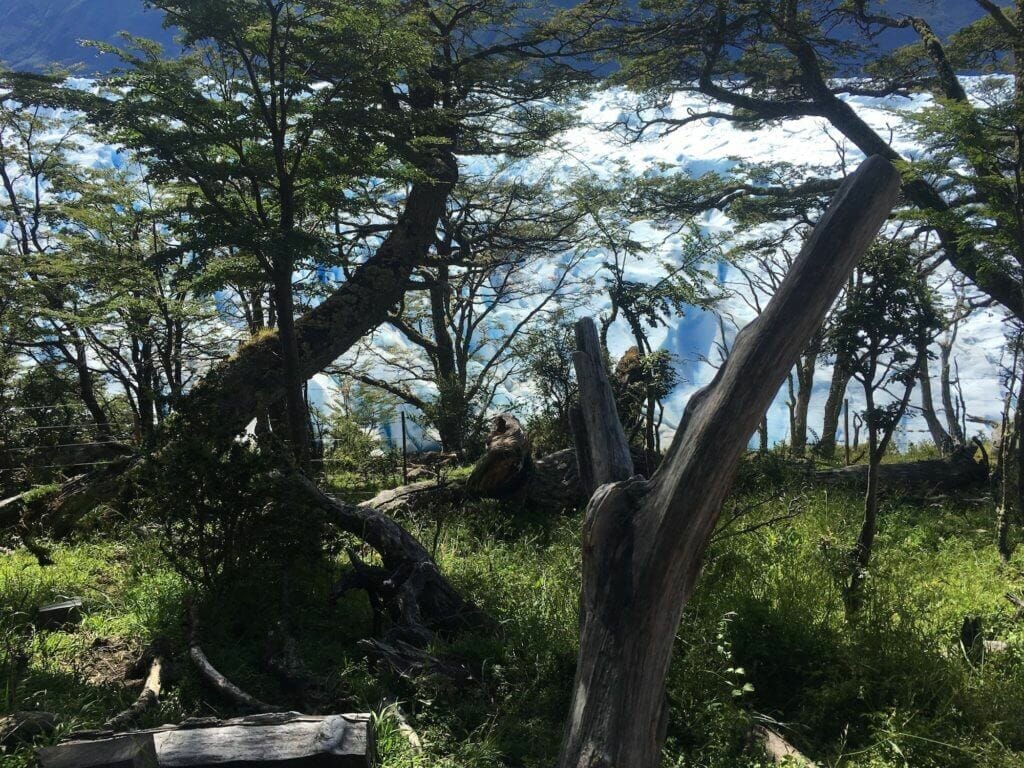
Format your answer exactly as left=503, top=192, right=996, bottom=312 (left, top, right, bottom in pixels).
left=321, top=388, right=400, bottom=488
left=826, top=241, right=942, bottom=439
left=5, top=470, right=1024, bottom=766
left=136, top=438, right=324, bottom=591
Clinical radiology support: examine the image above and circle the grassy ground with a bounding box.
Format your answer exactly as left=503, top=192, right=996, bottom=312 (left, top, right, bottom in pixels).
left=2, top=456, right=1024, bottom=767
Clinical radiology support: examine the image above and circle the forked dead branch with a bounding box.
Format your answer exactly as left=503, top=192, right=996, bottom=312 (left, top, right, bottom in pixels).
left=556, top=155, right=902, bottom=768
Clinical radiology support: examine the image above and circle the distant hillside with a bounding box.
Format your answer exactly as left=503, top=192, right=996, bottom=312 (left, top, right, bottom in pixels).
left=0, top=0, right=177, bottom=74
left=0, top=0, right=991, bottom=74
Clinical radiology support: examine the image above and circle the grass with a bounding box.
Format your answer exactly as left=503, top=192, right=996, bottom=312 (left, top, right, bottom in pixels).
left=2, top=458, right=1024, bottom=767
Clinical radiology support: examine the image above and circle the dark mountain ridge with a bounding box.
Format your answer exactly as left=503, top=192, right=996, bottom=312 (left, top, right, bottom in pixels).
left=0, top=0, right=991, bottom=75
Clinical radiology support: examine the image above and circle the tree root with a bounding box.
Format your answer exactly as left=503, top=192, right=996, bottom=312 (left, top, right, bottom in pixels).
left=186, top=598, right=279, bottom=713
left=361, top=638, right=474, bottom=684
left=103, top=655, right=162, bottom=731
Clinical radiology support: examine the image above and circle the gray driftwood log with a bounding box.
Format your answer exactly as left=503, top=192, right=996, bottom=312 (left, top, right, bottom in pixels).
left=38, top=733, right=158, bottom=768
left=39, top=713, right=374, bottom=768
left=103, top=656, right=163, bottom=731
left=556, top=156, right=902, bottom=768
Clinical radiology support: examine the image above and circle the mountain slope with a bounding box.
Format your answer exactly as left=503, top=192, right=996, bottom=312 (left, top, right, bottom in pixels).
left=0, top=0, right=177, bottom=74
left=0, top=0, right=988, bottom=74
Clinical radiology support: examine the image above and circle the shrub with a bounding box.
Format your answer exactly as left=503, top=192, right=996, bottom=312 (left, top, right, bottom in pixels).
left=137, top=437, right=324, bottom=591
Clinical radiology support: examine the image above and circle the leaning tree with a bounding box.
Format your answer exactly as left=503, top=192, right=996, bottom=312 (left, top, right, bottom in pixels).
left=556, top=155, right=900, bottom=768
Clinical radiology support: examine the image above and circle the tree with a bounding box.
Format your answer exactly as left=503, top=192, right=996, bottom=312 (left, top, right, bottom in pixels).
left=342, top=172, right=588, bottom=456
left=82, top=0, right=428, bottom=465
left=518, top=313, right=579, bottom=454
left=0, top=96, right=116, bottom=441
left=611, top=0, right=1024, bottom=321
left=65, top=165, right=229, bottom=443
left=825, top=239, right=941, bottom=602
left=573, top=171, right=718, bottom=456
left=557, top=157, right=900, bottom=768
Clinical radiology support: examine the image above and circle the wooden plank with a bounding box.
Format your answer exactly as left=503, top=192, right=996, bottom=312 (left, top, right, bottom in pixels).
left=154, top=714, right=375, bottom=767
left=38, top=733, right=157, bottom=768
left=38, top=714, right=375, bottom=768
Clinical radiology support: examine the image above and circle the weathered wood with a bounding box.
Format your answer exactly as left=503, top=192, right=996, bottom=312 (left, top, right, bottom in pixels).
left=569, top=405, right=596, bottom=499
left=38, top=733, right=158, bottom=768
left=41, top=714, right=374, bottom=768
left=748, top=725, right=817, bottom=766
left=362, top=480, right=465, bottom=516
left=360, top=638, right=474, bottom=683
left=383, top=699, right=423, bottom=755
left=557, top=156, right=902, bottom=768
left=466, top=414, right=532, bottom=497
left=104, top=656, right=162, bottom=732
left=154, top=714, right=374, bottom=767
left=187, top=599, right=278, bottom=713
left=357, top=439, right=658, bottom=520
left=572, top=318, right=634, bottom=491
left=37, top=598, right=83, bottom=630
left=814, top=450, right=987, bottom=490
left=293, top=474, right=486, bottom=641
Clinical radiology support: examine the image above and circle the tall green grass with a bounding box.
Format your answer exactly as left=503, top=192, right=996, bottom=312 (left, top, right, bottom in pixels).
left=2, top=475, right=1023, bottom=767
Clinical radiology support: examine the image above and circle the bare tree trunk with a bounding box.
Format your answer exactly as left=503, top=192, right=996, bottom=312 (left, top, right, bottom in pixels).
left=556, top=157, right=900, bottom=768
left=272, top=268, right=311, bottom=467
left=71, top=332, right=114, bottom=442
left=816, top=356, right=849, bottom=459
left=853, top=390, right=879, bottom=573
left=996, top=383, right=1015, bottom=561
left=919, top=349, right=953, bottom=454
left=1006, top=348, right=1024, bottom=561
left=846, top=363, right=919, bottom=610
left=791, top=344, right=817, bottom=456
left=939, top=332, right=965, bottom=446
left=170, top=164, right=456, bottom=449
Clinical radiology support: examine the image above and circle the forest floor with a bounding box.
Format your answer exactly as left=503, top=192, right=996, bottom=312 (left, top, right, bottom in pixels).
left=2, top=452, right=1024, bottom=767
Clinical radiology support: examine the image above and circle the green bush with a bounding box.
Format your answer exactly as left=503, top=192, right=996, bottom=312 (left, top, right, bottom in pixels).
left=137, top=438, right=324, bottom=591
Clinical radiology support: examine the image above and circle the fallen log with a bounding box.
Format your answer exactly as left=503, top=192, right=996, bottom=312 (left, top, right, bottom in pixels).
left=0, top=711, right=57, bottom=747
left=38, top=733, right=157, bottom=768
left=813, top=450, right=987, bottom=491
left=40, top=712, right=375, bottom=768
left=361, top=637, right=474, bottom=684
left=292, top=474, right=487, bottom=641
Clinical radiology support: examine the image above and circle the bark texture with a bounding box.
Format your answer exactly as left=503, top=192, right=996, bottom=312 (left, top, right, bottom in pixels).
left=556, top=156, right=901, bottom=768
